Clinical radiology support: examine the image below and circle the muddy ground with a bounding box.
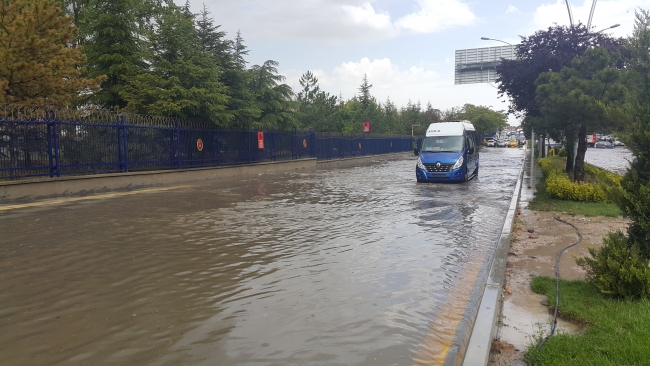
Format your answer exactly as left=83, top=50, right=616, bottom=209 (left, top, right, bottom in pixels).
left=488, top=205, right=629, bottom=365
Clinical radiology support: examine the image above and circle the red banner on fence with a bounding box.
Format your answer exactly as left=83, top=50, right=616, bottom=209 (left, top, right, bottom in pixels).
left=257, top=132, right=264, bottom=149
left=363, top=121, right=370, bottom=133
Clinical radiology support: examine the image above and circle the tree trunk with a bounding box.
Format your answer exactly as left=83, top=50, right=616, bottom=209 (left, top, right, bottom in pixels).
left=564, top=128, right=575, bottom=178
left=574, top=124, right=587, bottom=182
left=541, top=133, right=546, bottom=158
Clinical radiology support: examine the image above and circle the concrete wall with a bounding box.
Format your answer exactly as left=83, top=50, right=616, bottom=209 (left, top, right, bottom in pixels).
left=0, top=159, right=316, bottom=203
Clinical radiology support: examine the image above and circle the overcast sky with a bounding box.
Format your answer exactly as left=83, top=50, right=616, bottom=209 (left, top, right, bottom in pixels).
left=179, top=0, right=648, bottom=125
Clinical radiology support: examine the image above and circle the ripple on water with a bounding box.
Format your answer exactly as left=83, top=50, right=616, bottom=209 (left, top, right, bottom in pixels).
left=0, top=148, right=524, bottom=365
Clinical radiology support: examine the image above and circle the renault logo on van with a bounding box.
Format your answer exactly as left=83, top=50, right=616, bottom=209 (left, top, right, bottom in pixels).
left=436, top=162, right=441, bottom=168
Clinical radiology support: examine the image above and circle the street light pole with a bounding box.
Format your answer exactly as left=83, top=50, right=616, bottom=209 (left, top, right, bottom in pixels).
left=565, top=0, right=574, bottom=27
left=587, top=0, right=597, bottom=29
left=412, top=125, right=420, bottom=138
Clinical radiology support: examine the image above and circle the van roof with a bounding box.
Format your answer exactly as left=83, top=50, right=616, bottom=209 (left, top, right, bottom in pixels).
left=425, top=121, right=475, bottom=137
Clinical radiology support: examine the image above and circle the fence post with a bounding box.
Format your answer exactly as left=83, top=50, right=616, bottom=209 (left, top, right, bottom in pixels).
left=216, top=130, right=220, bottom=166
left=122, top=116, right=129, bottom=172
left=51, top=110, right=61, bottom=177
left=272, top=131, right=276, bottom=161
left=47, top=119, right=54, bottom=178
left=176, top=119, right=181, bottom=169
left=291, top=129, right=296, bottom=160
left=116, top=116, right=123, bottom=172
left=248, top=131, right=252, bottom=163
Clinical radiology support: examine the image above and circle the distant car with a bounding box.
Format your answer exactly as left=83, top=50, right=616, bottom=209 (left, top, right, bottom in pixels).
left=508, top=140, right=518, bottom=148
left=595, top=141, right=615, bottom=149
left=496, top=140, right=508, bottom=147
left=613, top=140, right=625, bottom=146
left=486, top=139, right=495, bottom=147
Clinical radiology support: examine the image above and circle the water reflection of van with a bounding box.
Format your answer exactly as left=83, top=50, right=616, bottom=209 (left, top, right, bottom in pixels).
left=413, top=121, right=479, bottom=183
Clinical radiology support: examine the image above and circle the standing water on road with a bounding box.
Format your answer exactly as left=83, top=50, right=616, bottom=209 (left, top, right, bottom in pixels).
left=0, top=148, right=523, bottom=365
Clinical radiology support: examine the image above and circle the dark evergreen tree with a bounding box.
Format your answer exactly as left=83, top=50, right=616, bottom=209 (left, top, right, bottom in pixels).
left=249, top=60, right=296, bottom=130
left=120, top=1, right=230, bottom=123
left=296, top=70, right=339, bottom=131
left=195, top=4, right=231, bottom=67
left=496, top=24, right=623, bottom=176
left=358, top=74, right=373, bottom=115
left=81, top=0, right=145, bottom=108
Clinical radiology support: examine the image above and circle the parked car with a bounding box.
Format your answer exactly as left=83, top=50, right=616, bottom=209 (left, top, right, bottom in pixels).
left=507, top=140, right=518, bottom=148
left=595, top=141, right=615, bottom=149
left=496, top=140, right=508, bottom=147
left=486, top=139, right=495, bottom=147
left=613, top=139, right=625, bottom=146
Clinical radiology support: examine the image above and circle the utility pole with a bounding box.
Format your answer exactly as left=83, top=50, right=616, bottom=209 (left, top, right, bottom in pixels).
left=565, top=0, right=574, bottom=27
left=587, top=0, right=597, bottom=30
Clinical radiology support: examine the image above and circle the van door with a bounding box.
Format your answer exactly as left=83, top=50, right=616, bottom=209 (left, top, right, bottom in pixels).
left=465, top=134, right=477, bottom=176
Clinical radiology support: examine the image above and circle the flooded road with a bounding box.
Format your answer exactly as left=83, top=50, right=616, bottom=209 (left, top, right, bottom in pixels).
left=585, top=146, right=632, bottom=175
left=0, top=148, right=524, bottom=366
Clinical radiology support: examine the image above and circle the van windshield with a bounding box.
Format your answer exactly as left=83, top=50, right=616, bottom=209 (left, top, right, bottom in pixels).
left=421, top=136, right=464, bottom=153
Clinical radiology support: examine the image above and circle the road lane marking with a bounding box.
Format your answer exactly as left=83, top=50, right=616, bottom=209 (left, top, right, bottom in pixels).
left=0, top=185, right=193, bottom=211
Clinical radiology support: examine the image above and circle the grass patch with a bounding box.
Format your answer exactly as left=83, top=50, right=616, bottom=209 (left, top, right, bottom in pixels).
left=528, top=180, right=622, bottom=217
left=526, top=276, right=650, bottom=365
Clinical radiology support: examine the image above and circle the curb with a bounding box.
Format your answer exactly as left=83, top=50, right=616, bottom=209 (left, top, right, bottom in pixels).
left=459, top=153, right=526, bottom=365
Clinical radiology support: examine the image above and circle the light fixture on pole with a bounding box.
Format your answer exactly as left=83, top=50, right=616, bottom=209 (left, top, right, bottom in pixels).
left=596, top=23, right=620, bottom=33
left=480, top=37, right=512, bottom=46
left=412, top=125, right=420, bottom=138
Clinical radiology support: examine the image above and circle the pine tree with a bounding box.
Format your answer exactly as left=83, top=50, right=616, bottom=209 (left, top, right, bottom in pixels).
left=358, top=74, right=373, bottom=114
left=119, top=1, right=230, bottom=123
left=296, top=70, right=339, bottom=131
left=81, top=0, right=145, bottom=108
left=195, top=4, right=230, bottom=66
left=249, top=60, right=296, bottom=130
left=0, top=0, right=104, bottom=106
left=218, top=30, right=259, bottom=128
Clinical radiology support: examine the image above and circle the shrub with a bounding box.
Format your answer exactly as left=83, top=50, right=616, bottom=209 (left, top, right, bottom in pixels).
left=538, top=157, right=612, bottom=202
left=576, top=231, right=650, bottom=299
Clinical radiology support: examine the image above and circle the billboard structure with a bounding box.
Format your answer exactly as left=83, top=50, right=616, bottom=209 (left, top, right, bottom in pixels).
left=454, top=45, right=515, bottom=85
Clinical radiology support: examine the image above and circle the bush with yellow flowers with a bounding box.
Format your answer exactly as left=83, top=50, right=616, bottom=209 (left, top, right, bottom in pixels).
left=538, top=157, right=621, bottom=203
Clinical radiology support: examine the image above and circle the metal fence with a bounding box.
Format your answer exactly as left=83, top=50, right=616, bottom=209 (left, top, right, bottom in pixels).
left=0, top=105, right=414, bottom=180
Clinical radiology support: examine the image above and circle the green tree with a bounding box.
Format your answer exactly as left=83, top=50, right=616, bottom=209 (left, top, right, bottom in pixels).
left=496, top=24, right=623, bottom=171
left=249, top=60, right=296, bottom=130
left=80, top=0, right=145, bottom=108
left=605, top=9, right=650, bottom=258
left=218, top=30, right=259, bottom=128
left=119, top=1, right=230, bottom=123
left=0, top=0, right=103, bottom=106
left=461, top=104, right=508, bottom=139
left=358, top=74, right=373, bottom=118
left=535, top=47, right=625, bottom=181
left=296, top=71, right=340, bottom=131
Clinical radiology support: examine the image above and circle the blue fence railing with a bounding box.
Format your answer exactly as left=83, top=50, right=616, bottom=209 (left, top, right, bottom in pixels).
left=0, top=108, right=414, bottom=180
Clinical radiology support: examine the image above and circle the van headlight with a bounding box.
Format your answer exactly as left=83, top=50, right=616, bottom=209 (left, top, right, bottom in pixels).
left=452, top=156, right=464, bottom=170
left=417, top=157, right=426, bottom=170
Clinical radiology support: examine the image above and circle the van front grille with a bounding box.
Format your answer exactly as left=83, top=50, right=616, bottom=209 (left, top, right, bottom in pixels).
left=424, top=163, right=452, bottom=173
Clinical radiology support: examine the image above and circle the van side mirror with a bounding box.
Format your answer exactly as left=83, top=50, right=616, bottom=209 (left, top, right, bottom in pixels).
left=468, top=147, right=474, bottom=154
left=413, top=148, right=419, bottom=156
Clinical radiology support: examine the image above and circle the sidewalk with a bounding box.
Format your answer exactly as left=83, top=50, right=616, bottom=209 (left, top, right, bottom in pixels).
left=488, top=149, right=629, bottom=365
